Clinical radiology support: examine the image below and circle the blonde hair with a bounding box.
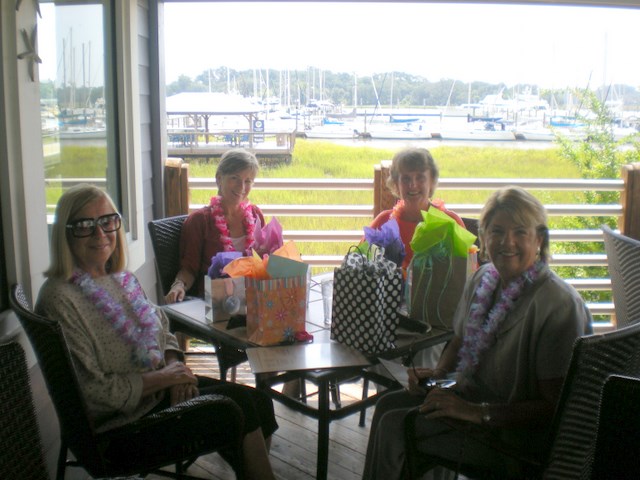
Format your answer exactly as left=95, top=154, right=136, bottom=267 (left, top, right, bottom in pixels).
left=478, top=186, right=550, bottom=263
left=386, top=147, right=439, bottom=198
left=45, top=184, right=127, bottom=279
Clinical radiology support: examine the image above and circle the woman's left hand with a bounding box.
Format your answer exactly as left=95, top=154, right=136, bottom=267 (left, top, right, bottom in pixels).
left=169, top=383, right=199, bottom=406
left=419, top=387, right=478, bottom=423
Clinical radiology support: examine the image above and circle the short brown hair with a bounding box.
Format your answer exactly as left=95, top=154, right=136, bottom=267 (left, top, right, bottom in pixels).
left=215, top=148, right=259, bottom=186
left=386, top=148, right=439, bottom=198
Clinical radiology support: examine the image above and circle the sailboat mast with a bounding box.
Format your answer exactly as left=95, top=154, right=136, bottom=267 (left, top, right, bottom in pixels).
left=602, top=32, right=608, bottom=102
left=390, top=72, right=394, bottom=113
left=354, top=72, right=357, bottom=110
left=252, top=68, right=256, bottom=98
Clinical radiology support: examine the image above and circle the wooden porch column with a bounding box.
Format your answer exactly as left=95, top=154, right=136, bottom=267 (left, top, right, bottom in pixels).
left=373, top=160, right=395, bottom=218
left=621, top=163, right=640, bottom=240
left=164, top=158, right=189, bottom=216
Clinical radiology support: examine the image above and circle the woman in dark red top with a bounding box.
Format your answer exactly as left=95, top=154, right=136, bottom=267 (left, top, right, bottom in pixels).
left=166, top=149, right=265, bottom=303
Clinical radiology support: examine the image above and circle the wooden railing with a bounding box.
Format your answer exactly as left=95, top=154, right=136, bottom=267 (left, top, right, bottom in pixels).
left=161, top=159, right=640, bottom=328
left=44, top=161, right=640, bottom=327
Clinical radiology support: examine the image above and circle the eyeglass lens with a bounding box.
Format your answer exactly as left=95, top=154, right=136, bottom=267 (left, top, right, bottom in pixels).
left=68, top=213, right=121, bottom=237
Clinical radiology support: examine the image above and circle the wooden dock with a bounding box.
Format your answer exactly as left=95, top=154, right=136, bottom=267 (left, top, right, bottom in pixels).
left=166, top=130, right=296, bottom=163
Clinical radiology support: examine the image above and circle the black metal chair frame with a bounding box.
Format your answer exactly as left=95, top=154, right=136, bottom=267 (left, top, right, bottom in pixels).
left=404, top=321, right=640, bottom=479
left=10, top=284, right=245, bottom=480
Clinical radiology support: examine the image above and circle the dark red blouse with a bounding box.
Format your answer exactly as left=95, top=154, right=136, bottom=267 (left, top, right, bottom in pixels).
left=179, top=204, right=265, bottom=296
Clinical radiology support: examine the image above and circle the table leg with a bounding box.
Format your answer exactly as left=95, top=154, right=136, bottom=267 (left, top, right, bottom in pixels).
left=316, top=378, right=330, bottom=480
left=359, top=377, right=370, bottom=427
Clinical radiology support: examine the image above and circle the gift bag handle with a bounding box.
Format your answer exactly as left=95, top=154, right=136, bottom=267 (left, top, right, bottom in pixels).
left=346, top=243, right=386, bottom=262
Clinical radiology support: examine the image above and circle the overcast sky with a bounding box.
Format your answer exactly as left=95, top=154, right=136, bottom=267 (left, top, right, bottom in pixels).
left=163, top=2, right=640, bottom=90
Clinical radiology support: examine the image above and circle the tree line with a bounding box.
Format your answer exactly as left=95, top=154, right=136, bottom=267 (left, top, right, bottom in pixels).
left=166, top=66, right=640, bottom=112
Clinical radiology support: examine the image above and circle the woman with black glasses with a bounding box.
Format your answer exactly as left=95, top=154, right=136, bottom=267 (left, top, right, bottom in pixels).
left=36, top=184, right=278, bottom=480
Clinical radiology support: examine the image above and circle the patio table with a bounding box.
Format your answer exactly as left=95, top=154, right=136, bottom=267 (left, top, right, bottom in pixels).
left=163, top=274, right=453, bottom=480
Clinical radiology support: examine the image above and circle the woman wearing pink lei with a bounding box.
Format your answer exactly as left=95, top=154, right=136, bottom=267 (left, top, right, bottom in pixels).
left=36, top=184, right=278, bottom=480
left=369, top=147, right=465, bottom=273
left=362, top=186, right=592, bottom=480
left=166, top=148, right=266, bottom=303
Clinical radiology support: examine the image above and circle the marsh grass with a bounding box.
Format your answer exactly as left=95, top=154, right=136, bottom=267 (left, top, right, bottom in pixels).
left=177, top=140, right=593, bottom=264
left=44, top=140, right=587, bottom=258
left=42, top=140, right=613, bottom=311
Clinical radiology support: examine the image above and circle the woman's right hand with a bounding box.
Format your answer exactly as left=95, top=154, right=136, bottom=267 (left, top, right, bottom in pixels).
left=142, top=361, right=197, bottom=397
left=407, top=367, right=444, bottom=396
left=160, top=361, right=197, bottom=385
left=165, top=284, right=186, bottom=303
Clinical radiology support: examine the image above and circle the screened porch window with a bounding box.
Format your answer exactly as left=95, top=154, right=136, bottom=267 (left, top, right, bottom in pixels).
left=38, top=1, right=121, bottom=220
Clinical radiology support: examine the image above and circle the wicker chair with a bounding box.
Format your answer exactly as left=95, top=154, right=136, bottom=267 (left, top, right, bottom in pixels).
left=147, top=215, right=193, bottom=299
left=461, top=216, right=479, bottom=240
left=148, top=215, right=247, bottom=381
left=602, top=225, right=640, bottom=328
left=0, top=342, right=49, bottom=479
left=10, top=284, right=245, bottom=480
left=404, top=321, right=640, bottom=479
left=589, top=374, right=640, bottom=479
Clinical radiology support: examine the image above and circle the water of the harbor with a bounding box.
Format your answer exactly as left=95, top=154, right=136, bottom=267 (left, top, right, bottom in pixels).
left=273, top=112, right=559, bottom=150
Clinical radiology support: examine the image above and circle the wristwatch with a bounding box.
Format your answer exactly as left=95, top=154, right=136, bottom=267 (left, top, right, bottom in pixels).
left=480, top=402, right=492, bottom=425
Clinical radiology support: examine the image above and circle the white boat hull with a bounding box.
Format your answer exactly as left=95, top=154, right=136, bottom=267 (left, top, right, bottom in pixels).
left=304, top=126, right=358, bottom=139
left=434, top=130, right=515, bottom=141
left=366, top=128, right=431, bottom=140
left=58, top=127, right=107, bottom=140
left=516, top=129, right=556, bottom=141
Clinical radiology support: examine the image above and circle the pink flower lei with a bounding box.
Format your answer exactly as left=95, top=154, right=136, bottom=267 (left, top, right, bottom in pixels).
left=455, top=260, right=546, bottom=387
left=71, top=270, right=163, bottom=369
left=209, top=195, right=256, bottom=255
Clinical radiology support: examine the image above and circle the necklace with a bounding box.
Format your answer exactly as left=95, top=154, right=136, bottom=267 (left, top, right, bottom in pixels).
left=391, top=199, right=445, bottom=222
left=71, top=270, right=163, bottom=369
left=455, top=260, right=545, bottom=386
left=390, top=199, right=406, bottom=221
left=209, top=195, right=256, bottom=255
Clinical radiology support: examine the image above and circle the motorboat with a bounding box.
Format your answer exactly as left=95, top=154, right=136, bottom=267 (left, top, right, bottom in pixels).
left=434, top=121, right=515, bottom=141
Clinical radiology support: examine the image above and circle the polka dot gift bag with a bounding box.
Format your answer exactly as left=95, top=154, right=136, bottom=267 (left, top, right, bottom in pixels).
left=330, top=246, right=403, bottom=355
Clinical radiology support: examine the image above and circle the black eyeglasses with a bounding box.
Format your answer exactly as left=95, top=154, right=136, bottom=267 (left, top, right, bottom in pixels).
left=66, top=213, right=122, bottom=238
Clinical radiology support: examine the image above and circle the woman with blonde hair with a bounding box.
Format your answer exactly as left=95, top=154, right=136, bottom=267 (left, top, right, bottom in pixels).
left=37, top=184, right=278, bottom=480
left=363, top=186, right=592, bottom=479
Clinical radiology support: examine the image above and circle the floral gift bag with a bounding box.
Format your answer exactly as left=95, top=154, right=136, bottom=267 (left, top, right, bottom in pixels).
left=245, top=274, right=307, bottom=346
left=224, top=241, right=309, bottom=346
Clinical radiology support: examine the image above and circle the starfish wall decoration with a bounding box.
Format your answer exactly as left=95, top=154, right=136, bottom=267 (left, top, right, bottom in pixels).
left=15, top=0, right=41, bottom=18
left=17, top=26, right=42, bottom=82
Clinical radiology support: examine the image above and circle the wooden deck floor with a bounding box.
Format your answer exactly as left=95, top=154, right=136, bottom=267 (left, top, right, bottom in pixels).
left=148, top=348, right=376, bottom=480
